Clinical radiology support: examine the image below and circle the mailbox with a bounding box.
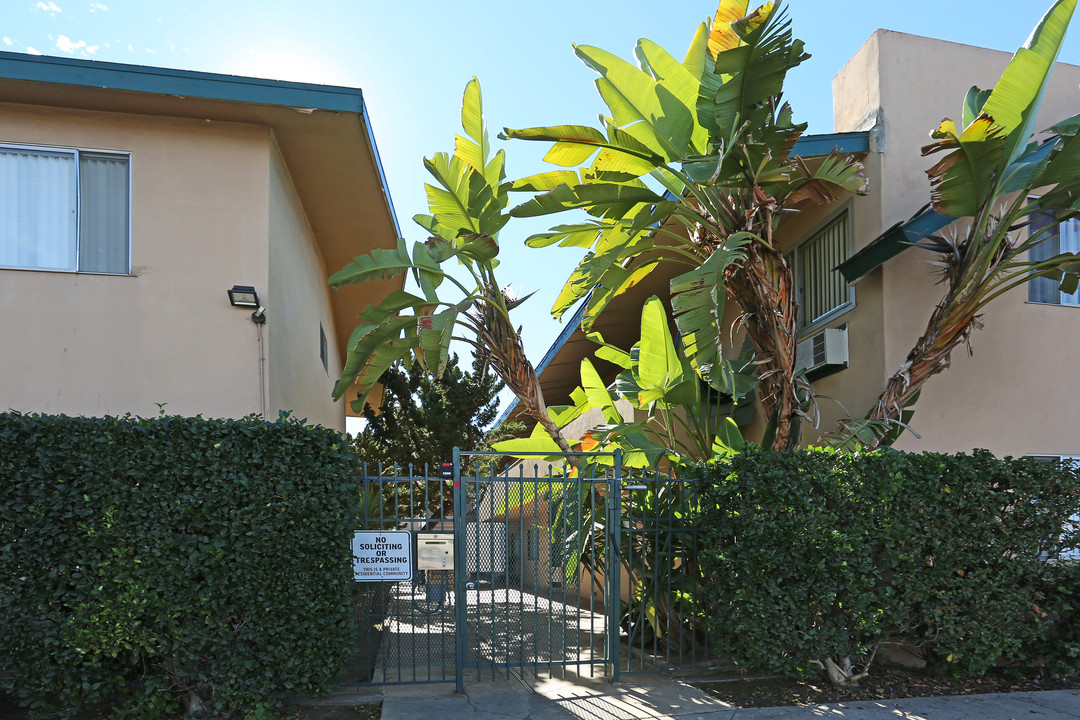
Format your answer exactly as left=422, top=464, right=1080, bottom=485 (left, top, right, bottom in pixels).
left=416, top=532, right=454, bottom=570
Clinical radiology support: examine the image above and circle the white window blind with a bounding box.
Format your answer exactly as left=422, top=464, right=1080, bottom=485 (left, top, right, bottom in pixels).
left=0, top=145, right=129, bottom=274
left=1028, top=210, right=1080, bottom=305
left=798, top=212, right=851, bottom=328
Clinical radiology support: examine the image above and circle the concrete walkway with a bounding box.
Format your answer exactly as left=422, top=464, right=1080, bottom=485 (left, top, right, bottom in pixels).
left=313, top=672, right=1080, bottom=720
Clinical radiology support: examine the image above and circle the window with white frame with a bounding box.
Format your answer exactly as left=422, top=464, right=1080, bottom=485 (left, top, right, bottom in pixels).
left=0, top=144, right=130, bottom=275
left=795, top=211, right=852, bottom=329
left=1028, top=209, right=1080, bottom=305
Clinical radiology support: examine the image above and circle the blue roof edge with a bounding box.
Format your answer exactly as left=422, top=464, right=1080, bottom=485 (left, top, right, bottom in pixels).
left=0, top=49, right=365, bottom=113
left=360, top=103, right=402, bottom=237
left=791, top=131, right=870, bottom=156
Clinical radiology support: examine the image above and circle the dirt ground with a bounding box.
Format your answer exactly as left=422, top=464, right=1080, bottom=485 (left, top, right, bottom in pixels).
left=0, top=694, right=381, bottom=720
left=279, top=704, right=380, bottom=720
left=692, top=667, right=1080, bottom=708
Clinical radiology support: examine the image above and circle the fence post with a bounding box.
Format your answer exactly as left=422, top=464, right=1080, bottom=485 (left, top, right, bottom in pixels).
left=606, top=449, right=622, bottom=683
left=453, top=446, right=467, bottom=694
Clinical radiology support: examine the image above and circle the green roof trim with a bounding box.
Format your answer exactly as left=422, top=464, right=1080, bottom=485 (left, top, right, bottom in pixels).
left=838, top=207, right=954, bottom=284
left=0, top=49, right=365, bottom=113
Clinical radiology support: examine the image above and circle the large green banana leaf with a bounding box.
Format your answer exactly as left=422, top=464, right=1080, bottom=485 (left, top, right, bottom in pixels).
left=332, top=78, right=524, bottom=414
left=669, top=234, right=751, bottom=383
left=925, top=0, right=1077, bottom=217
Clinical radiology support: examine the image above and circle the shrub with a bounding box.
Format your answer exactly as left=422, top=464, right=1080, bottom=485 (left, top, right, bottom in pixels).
left=694, top=448, right=1080, bottom=683
left=0, top=412, right=358, bottom=717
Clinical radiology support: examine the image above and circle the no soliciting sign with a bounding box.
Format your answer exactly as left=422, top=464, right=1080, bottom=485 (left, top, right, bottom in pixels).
left=353, top=531, right=413, bottom=581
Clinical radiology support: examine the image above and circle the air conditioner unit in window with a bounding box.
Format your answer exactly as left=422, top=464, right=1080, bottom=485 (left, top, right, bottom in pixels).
left=794, top=326, right=848, bottom=377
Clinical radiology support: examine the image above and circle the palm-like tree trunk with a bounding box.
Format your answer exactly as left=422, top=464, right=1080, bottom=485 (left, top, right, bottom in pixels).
left=471, top=296, right=576, bottom=455
left=863, top=290, right=982, bottom=449
left=725, top=242, right=802, bottom=451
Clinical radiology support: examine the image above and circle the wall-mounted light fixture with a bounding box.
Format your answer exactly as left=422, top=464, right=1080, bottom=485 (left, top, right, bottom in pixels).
left=227, top=285, right=259, bottom=308
left=228, top=284, right=268, bottom=419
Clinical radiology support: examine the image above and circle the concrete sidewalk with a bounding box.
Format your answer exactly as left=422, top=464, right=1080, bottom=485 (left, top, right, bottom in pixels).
left=316, top=672, right=1080, bottom=720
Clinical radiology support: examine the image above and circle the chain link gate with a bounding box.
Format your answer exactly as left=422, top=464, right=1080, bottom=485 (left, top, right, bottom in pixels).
left=345, top=448, right=710, bottom=690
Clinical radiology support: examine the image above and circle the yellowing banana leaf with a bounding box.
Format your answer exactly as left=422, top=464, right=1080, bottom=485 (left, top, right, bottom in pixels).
left=708, top=0, right=752, bottom=58
left=700, top=2, right=805, bottom=140
left=925, top=0, right=1076, bottom=217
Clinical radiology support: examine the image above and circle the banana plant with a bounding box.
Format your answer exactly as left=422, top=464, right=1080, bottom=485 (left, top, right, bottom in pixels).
left=329, top=79, right=573, bottom=453
left=822, top=0, right=1080, bottom=450
left=493, top=297, right=741, bottom=655
left=494, top=295, right=753, bottom=471
left=500, top=0, right=869, bottom=451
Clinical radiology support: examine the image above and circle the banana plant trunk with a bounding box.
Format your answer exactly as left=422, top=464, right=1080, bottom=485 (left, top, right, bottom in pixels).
left=864, top=293, right=980, bottom=449
left=725, top=242, right=802, bottom=451
left=474, top=297, right=577, bottom=456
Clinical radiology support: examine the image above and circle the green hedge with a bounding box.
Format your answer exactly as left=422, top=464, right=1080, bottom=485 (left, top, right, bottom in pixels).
left=0, top=412, right=358, bottom=717
left=694, top=448, right=1080, bottom=679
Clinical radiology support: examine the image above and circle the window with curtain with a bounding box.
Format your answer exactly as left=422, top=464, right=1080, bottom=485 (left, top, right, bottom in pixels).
left=1029, top=208, right=1080, bottom=306
left=0, top=145, right=129, bottom=274
left=796, top=211, right=853, bottom=329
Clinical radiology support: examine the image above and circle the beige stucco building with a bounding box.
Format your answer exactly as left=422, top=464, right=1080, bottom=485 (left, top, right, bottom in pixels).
left=501, top=30, right=1080, bottom=463
left=804, top=30, right=1080, bottom=458
left=0, top=52, right=402, bottom=432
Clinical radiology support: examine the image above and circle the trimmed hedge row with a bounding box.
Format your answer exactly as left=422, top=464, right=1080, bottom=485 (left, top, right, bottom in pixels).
left=694, top=448, right=1080, bottom=679
left=0, top=412, right=358, bottom=717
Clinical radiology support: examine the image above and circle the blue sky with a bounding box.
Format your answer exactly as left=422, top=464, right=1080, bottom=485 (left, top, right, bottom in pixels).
left=8, top=0, right=1080, bottom=420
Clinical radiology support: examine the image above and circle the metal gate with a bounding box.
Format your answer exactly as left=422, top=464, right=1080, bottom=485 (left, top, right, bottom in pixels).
left=344, top=449, right=710, bottom=690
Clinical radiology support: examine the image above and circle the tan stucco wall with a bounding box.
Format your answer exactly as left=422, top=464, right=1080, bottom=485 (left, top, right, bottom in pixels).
left=266, top=144, right=344, bottom=432
left=822, top=31, right=1080, bottom=456
left=0, top=102, right=271, bottom=419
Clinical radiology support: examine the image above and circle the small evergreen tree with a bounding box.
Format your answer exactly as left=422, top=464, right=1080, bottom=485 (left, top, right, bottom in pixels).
left=351, top=353, right=503, bottom=474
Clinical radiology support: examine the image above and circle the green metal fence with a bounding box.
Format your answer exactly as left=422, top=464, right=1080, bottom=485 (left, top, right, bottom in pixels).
left=344, top=449, right=710, bottom=690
